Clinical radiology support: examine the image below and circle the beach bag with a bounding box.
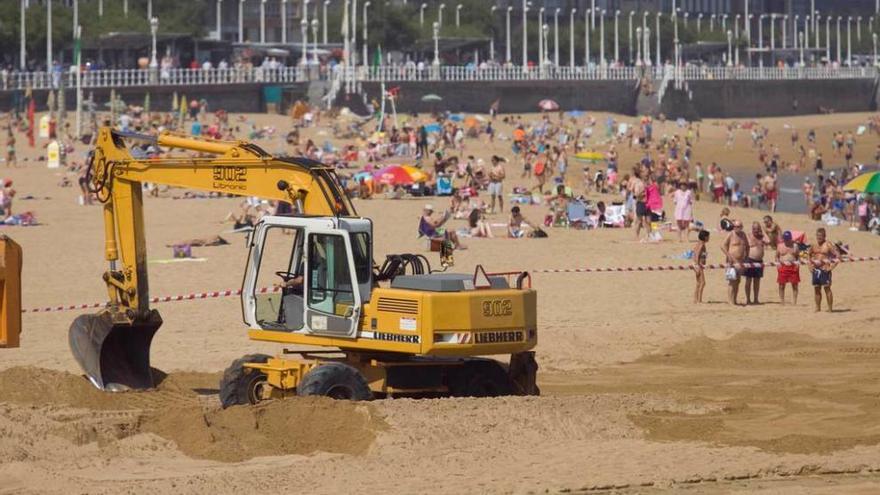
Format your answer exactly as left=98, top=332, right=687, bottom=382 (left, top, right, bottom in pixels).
left=529, top=228, right=549, bottom=238
left=725, top=267, right=738, bottom=281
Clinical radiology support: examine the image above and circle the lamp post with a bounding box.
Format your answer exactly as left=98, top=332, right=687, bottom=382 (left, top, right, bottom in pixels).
left=727, top=30, right=733, bottom=66
left=858, top=16, right=863, bottom=42
left=456, top=4, right=462, bottom=28
left=420, top=3, right=427, bottom=27
left=538, top=7, right=545, bottom=68
left=554, top=8, right=560, bottom=67
left=711, top=13, right=716, bottom=32
left=655, top=12, right=661, bottom=67
left=805, top=15, right=810, bottom=49
left=837, top=16, right=842, bottom=64
left=614, top=10, right=620, bottom=65
left=362, top=1, right=370, bottom=69
left=758, top=14, right=764, bottom=68
left=123, top=0, right=128, bottom=17
left=747, top=14, right=753, bottom=66
left=793, top=14, right=798, bottom=49
left=697, top=13, right=703, bottom=33
left=873, top=32, right=878, bottom=67
left=542, top=23, right=550, bottom=71
left=216, top=0, right=222, bottom=40
left=149, top=17, right=159, bottom=69
left=147, top=0, right=151, bottom=20
left=591, top=0, right=596, bottom=29
left=628, top=11, right=634, bottom=64
left=312, top=19, right=319, bottom=64
left=770, top=14, right=776, bottom=57
left=644, top=26, right=651, bottom=67
left=735, top=14, right=740, bottom=43
left=673, top=8, right=679, bottom=42
left=432, top=21, right=440, bottom=67
left=826, top=16, right=831, bottom=62
left=523, top=1, right=529, bottom=70
left=814, top=13, right=820, bottom=52
left=506, top=6, right=512, bottom=64
left=75, top=23, right=82, bottom=138
left=46, top=0, right=52, bottom=69
left=282, top=0, right=287, bottom=44
left=300, top=19, right=308, bottom=65
left=438, top=3, right=445, bottom=28
left=782, top=15, right=787, bottom=50
left=323, top=0, right=329, bottom=44
left=99, top=0, right=102, bottom=17
left=585, top=9, right=591, bottom=67
left=799, top=31, right=805, bottom=66
left=599, top=9, right=605, bottom=68
left=260, top=0, right=266, bottom=43
left=19, top=0, right=26, bottom=70
left=570, top=9, right=577, bottom=68
left=636, top=27, right=642, bottom=66
left=722, top=13, right=727, bottom=32
left=238, top=0, right=244, bottom=43
left=490, top=6, right=497, bottom=62
left=683, top=12, right=689, bottom=31
left=847, top=16, right=852, bottom=66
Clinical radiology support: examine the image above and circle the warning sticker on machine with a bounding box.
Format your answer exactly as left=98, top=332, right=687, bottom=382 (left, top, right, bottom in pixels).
left=399, top=317, right=417, bottom=332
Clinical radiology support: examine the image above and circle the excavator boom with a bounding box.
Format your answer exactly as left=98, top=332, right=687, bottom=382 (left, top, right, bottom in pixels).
left=70, top=128, right=356, bottom=390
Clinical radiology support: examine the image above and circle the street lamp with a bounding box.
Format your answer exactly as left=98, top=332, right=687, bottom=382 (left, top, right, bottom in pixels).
left=847, top=16, right=853, bottom=66
left=711, top=13, right=716, bottom=32
left=300, top=19, right=308, bottom=66
left=149, top=17, right=159, bottom=69
left=438, top=3, right=445, bottom=28
left=770, top=14, right=776, bottom=57
left=656, top=12, right=662, bottom=67
left=147, top=0, right=152, bottom=20
left=554, top=8, right=560, bottom=67
left=799, top=31, right=805, bottom=66
left=420, top=3, right=427, bottom=27
left=837, top=16, right=842, bottom=64
left=238, top=0, right=244, bottom=43
left=873, top=32, right=878, bottom=67
left=674, top=8, right=679, bottom=41
left=783, top=15, right=788, bottom=50
left=735, top=14, right=741, bottom=42
left=585, top=9, right=591, bottom=67
left=747, top=14, right=754, bottom=65
left=683, top=12, right=689, bottom=31
left=260, top=0, right=266, bottom=44
left=506, top=6, right=512, bottom=64
left=312, top=19, right=319, bottom=64
left=758, top=14, right=765, bottom=68
left=456, top=4, right=462, bottom=28
left=215, top=0, right=222, bottom=41
left=19, top=0, right=26, bottom=70
left=523, top=2, right=529, bottom=70
left=814, top=14, right=820, bottom=52
left=362, top=1, right=370, bottom=69
left=614, top=10, right=620, bottom=65
left=644, top=26, right=651, bottom=67
left=727, top=30, right=733, bottom=67
left=697, top=13, right=703, bottom=33
left=538, top=7, right=545, bottom=68
left=46, top=0, right=52, bottom=69
left=636, top=27, right=642, bottom=66
left=542, top=23, right=550, bottom=70
left=858, top=16, right=863, bottom=42
left=826, top=16, right=831, bottom=62
left=281, top=0, right=287, bottom=44
left=490, top=6, right=497, bottom=62
left=570, top=9, right=577, bottom=68
left=599, top=9, right=605, bottom=68
left=432, top=21, right=440, bottom=66
left=323, top=0, right=329, bottom=44
left=628, top=11, right=634, bottom=64
left=722, top=13, right=727, bottom=32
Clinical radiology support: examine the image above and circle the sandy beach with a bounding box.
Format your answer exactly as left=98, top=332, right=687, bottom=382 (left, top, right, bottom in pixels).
left=1, top=109, right=880, bottom=494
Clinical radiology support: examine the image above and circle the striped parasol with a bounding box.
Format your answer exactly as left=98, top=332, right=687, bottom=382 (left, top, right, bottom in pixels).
left=844, top=171, right=880, bottom=194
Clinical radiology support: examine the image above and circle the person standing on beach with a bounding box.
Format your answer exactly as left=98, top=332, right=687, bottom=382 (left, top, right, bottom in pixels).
left=487, top=155, right=506, bottom=214
left=762, top=215, right=781, bottom=248
left=721, top=220, right=749, bottom=306
left=672, top=181, right=694, bottom=242
left=809, top=228, right=839, bottom=312
left=744, top=222, right=766, bottom=305
left=693, top=230, right=709, bottom=304
left=762, top=173, right=778, bottom=213
left=630, top=167, right=648, bottom=240
left=776, top=231, right=801, bottom=305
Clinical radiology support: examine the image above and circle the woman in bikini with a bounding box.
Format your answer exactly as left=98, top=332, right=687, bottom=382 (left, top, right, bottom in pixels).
left=693, top=230, right=710, bottom=303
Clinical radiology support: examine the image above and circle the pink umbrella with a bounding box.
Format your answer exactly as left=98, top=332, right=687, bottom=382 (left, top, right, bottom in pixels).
left=538, top=99, right=560, bottom=111
left=374, top=165, right=415, bottom=186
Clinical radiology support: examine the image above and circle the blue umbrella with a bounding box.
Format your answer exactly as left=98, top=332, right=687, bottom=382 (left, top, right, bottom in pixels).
left=448, top=114, right=464, bottom=122
left=425, top=123, right=442, bottom=133
left=353, top=171, right=373, bottom=182
left=566, top=110, right=586, bottom=118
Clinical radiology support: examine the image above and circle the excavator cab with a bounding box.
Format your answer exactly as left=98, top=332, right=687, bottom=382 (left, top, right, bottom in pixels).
left=242, top=216, right=372, bottom=338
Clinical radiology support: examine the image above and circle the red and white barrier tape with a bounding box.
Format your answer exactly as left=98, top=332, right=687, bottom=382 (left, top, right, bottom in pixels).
left=22, top=286, right=281, bottom=314
left=530, top=256, right=880, bottom=274
left=21, top=256, right=880, bottom=314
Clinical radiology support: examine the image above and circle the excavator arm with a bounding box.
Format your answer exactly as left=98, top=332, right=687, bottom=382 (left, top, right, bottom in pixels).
left=70, top=127, right=356, bottom=390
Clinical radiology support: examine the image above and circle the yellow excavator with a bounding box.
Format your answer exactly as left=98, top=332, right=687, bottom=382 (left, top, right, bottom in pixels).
left=70, top=127, right=538, bottom=405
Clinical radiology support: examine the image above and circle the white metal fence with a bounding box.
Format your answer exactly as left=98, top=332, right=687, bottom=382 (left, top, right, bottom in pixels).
left=1, top=64, right=876, bottom=91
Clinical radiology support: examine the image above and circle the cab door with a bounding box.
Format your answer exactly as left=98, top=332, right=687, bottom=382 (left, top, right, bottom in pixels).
left=303, top=229, right=362, bottom=338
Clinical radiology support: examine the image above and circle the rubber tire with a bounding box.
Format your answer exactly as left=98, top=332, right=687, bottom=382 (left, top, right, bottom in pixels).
left=451, top=360, right=514, bottom=398
left=219, top=353, right=272, bottom=408
left=297, top=362, right=373, bottom=401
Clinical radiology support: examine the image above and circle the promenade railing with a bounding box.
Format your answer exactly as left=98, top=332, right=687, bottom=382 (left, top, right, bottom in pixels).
left=1, top=64, right=875, bottom=91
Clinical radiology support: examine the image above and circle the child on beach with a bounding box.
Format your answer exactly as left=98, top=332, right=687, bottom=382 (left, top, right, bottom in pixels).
left=693, top=230, right=710, bottom=303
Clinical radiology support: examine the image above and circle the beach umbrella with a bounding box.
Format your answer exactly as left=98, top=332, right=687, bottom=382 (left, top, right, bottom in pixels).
left=566, top=110, right=586, bottom=118
left=537, top=99, right=560, bottom=111
left=463, top=116, right=479, bottom=128
left=843, top=172, right=880, bottom=194
left=448, top=113, right=464, bottom=122
left=374, top=165, right=416, bottom=186
left=421, top=94, right=443, bottom=102
left=400, top=165, right=429, bottom=183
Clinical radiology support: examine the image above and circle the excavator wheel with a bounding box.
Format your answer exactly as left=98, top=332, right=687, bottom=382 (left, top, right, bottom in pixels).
left=297, top=362, right=373, bottom=401
left=219, top=354, right=272, bottom=408
left=449, top=359, right=514, bottom=398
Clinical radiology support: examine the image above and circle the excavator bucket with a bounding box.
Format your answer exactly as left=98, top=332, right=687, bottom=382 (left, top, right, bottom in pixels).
left=68, top=311, right=162, bottom=391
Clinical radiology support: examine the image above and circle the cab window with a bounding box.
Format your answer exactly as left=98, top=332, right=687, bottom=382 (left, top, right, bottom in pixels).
left=308, top=234, right=355, bottom=317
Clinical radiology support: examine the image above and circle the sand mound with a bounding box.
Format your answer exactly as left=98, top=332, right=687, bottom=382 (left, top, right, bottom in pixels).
left=0, top=367, right=381, bottom=462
